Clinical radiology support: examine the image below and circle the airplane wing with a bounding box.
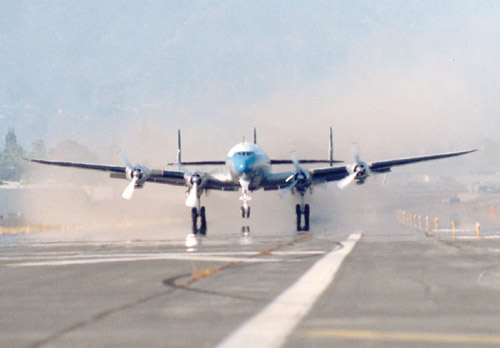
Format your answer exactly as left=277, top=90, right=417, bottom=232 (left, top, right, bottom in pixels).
left=25, top=158, right=126, bottom=173
left=259, top=172, right=297, bottom=191
left=310, top=149, right=477, bottom=183
left=368, top=149, right=477, bottom=173
left=25, top=158, right=239, bottom=190
left=167, top=161, right=226, bottom=166
left=270, top=159, right=343, bottom=165
left=25, top=158, right=187, bottom=186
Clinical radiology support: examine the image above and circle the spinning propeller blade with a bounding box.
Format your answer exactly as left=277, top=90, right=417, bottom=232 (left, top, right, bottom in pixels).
left=119, top=152, right=134, bottom=170
left=122, top=176, right=138, bottom=200
left=337, top=172, right=357, bottom=190
left=186, top=182, right=198, bottom=208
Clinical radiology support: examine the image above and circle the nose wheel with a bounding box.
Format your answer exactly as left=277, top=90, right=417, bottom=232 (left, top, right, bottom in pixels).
left=241, top=205, right=251, bottom=219
left=191, top=206, right=207, bottom=235
left=296, top=204, right=310, bottom=231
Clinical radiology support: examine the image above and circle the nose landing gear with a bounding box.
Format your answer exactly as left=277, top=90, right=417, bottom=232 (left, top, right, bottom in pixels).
left=239, top=179, right=252, bottom=220
left=241, top=205, right=251, bottom=219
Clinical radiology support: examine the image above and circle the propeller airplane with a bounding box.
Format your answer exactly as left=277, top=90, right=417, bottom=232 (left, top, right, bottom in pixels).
left=25, top=128, right=476, bottom=234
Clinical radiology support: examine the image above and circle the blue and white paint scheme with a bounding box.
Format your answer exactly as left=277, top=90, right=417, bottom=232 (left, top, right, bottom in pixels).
left=26, top=128, right=476, bottom=235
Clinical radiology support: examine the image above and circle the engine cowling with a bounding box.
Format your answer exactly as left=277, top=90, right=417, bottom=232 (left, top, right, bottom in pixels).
left=353, top=161, right=369, bottom=184
left=187, top=170, right=204, bottom=188
left=185, top=170, right=206, bottom=208
left=125, top=165, right=149, bottom=188
left=293, top=169, right=311, bottom=188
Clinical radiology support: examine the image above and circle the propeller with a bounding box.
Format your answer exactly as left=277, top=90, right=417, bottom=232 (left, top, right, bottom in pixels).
left=337, top=144, right=370, bottom=190
left=280, top=152, right=311, bottom=197
left=122, top=176, right=138, bottom=200
left=337, top=172, right=357, bottom=190
left=185, top=181, right=198, bottom=207
left=185, top=172, right=203, bottom=207
left=118, top=152, right=149, bottom=200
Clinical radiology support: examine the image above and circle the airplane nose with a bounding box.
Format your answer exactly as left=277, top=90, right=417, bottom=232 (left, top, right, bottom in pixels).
left=236, top=162, right=248, bottom=174
left=233, top=157, right=253, bottom=175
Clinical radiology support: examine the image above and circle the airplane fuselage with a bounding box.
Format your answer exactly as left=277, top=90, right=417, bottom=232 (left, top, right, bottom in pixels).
left=226, top=142, right=271, bottom=190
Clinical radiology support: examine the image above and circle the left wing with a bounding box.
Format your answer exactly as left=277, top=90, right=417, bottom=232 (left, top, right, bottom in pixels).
left=25, top=158, right=126, bottom=173
left=310, top=149, right=477, bottom=184
left=25, top=158, right=187, bottom=186
left=24, top=158, right=238, bottom=190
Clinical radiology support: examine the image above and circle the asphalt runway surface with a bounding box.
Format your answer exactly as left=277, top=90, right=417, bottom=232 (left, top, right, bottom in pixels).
left=3, top=189, right=500, bottom=348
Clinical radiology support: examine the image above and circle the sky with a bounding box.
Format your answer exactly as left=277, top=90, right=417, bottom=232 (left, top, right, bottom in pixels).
left=1, top=1, right=500, bottom=164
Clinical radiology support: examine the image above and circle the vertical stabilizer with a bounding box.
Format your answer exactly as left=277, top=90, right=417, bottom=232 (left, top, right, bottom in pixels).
left=177, top=129, right=182, bottom=164
left=329, top=127, right=334, bottom=166
left=253, top=128, right=257, bottom=144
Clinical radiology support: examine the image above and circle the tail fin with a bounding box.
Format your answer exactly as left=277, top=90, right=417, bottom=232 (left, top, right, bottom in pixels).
left=253, top=128, right=257, bottom=144
left=329, top=127, right=334, bottom=166
left=177, top=129, right=182, bottom=164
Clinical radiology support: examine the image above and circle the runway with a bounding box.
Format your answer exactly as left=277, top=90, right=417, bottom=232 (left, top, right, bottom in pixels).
left=3, top=215, right=500, bottom=348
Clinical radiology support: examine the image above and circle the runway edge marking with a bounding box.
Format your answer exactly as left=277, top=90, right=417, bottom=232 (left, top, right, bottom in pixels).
left=214, top=233, right=362, bottom=348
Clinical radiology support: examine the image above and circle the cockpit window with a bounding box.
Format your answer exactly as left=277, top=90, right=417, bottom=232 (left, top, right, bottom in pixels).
left=235, top=151, right=255, bottom=156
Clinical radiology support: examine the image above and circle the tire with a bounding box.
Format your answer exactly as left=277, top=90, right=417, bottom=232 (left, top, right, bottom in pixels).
left=296, top=204, right=302, bottom=231
left=304, top=204, right=310, bottom=231
left=200, top=207, right=207, bottom=235
left=191, top=207, right=198, bottom=234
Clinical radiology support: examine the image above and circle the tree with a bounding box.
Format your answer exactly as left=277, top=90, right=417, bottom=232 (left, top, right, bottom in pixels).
left=0, top=128, right=25, bottom=181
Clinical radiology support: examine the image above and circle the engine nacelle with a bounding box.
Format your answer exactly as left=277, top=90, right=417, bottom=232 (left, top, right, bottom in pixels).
left=352, top=161, right=370, bottom=184
left=125, top=165, right=149, bottom=188
left=187, top=170, right=205, bottom=189
left=292, top=169, right=312, bottom=191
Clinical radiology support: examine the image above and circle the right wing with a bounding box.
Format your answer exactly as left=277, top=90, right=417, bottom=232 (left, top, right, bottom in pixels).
left=270, top=159, right=343, bottom=165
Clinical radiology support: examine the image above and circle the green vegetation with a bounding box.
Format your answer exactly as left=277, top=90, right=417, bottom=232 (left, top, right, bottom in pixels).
left=0, top=128, right=101, bottom=183
left=0, top=128, right=25, bottom=181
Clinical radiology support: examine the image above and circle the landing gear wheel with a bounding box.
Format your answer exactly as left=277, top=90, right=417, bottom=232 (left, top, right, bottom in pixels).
left=191, top=206, right=207, bottom=235
left=296, top=204, right=302, bottom=231
left=304, top=204, right=310, bottom=231
left=191, top=207, right=198, bottom=235
left=241, top=206, right=251, bottom=219
left=200, top=207, right=207, bottom=235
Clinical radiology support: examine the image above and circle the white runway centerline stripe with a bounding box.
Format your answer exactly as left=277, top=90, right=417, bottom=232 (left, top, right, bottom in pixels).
left=8, top=254, right=279, bottom=267
left=215, top=233, right=362, bottom=348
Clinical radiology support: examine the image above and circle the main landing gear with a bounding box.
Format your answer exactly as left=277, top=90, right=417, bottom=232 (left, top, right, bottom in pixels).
left=191, top=206, right=207, bottom=235
left=296, top=204, right=310, bottom=231
left=295, top=192, right=310, bottom=231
